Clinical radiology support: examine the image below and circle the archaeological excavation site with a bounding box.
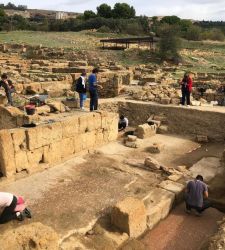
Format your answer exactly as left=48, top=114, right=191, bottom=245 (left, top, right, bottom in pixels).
left=0, top=32, right=225, bottom=250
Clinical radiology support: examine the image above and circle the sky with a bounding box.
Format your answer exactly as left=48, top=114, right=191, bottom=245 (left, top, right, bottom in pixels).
left=1, top=0, right=225, bottom=21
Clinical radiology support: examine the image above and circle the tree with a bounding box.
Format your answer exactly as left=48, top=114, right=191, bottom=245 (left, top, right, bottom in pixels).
left=158, top=24, right=181, bottom=62
left=83, top=10, right=96, bottom=20
left=112, top=3, right=136, bottom=19
left=185, top=25, right=202, bottom=41
left=161, top=15, right=181, bottom=25
left=97, top=4, right=112, bottom=18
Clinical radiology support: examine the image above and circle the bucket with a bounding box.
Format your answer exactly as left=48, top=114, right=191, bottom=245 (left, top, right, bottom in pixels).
left=25, top=105, right=35, bottom=115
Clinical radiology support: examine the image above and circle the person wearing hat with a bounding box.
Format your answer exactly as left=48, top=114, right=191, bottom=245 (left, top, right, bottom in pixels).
left=0, top=192, right=31, bottom=224
left=0, top=73, right=14, bottom=106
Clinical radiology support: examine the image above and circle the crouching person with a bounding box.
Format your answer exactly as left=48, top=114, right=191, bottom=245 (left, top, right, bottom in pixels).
left=0, top=192, right=32, bottom=224
left=185, top=175, right=211, bottom=216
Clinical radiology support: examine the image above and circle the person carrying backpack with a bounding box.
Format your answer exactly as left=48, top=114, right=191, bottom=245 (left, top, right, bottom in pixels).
left=75, top=72, right=87, bottom=110
left=180, top=72, right=193, bottom=106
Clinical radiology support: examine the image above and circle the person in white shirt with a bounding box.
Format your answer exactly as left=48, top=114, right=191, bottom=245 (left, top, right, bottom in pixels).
left=118, top=115, right=129, bottom=131
left=0, top=192, right=31, bottom=224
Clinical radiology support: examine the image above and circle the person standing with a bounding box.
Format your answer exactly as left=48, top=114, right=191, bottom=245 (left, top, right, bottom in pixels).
left=88, top=68, right=102, bottom=112
left=76, top=72, right=87, bottom=110
left=185, top=175, right=211, bottom=216
left=0, top=73, right=14, bottom=106
left=180, top=72, right=193, bottom=106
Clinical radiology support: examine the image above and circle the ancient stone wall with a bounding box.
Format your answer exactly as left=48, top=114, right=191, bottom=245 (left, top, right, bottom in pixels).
left=0, top=111, right=118, bottom=177
left=118, top=101, right=225, bottom=141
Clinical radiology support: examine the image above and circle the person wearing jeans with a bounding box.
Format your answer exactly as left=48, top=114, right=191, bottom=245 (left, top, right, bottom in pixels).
left=88, top=68, right=102, bottom=112
left=0, top=73, right=14, bottom=106
left=180, top=72, right=193, bottom=106
left=75, top=72, right=87, bottom=110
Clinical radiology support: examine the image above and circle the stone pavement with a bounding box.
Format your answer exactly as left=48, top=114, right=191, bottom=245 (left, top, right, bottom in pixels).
left=141, top=203, right=224, bottom=250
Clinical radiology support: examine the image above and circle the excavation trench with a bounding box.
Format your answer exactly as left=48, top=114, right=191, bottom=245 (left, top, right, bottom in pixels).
left=124, top=142, right=225, bottom=250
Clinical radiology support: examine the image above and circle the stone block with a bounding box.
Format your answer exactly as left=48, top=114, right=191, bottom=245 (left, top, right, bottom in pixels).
left=43, top=142, right=62, bottom=164
left=27, top=147, right=44, bottom=169
left=127, top=135, right=137, bottom=142
left=158, top=125, right=169, bottom=134
left=61, top=137, right=75, bottom=159
left=74, top=135, right=83, bottom=153
left=61, top=116, right=79, bottom=138
left=147, top=119, right=161, bottom=128
left=0, top=130, right=16, bottom=177
left=15, top=150, right=29, bottom=172
left=11, top=129, right=27, bottom=152
left=158, top=180, right=185, bottom=201
left=144, top=156, right=161, bottom=170
left=148, top=143, right=164, bottom=153
left=95, top=130, right=104, bottom=146
left=125, top=140, right=139, bottom=148
left=143, top=188, right=175, bottom=229
left=160, top=98, right=171, bottom=105
left=35, top=105, right=51, bottom=114
left=196, top=135, right=208, bottom=143
left=135, top=123, right=156, bottom=139
left=111, top=197, right=147, bottom=238
left=62, top=100, right=79, bottom=108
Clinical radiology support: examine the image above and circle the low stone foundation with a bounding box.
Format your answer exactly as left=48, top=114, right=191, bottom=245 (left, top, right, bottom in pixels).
left=0, top=111, right=118, bottom=177
left=118, top=101, right=225, bottom=141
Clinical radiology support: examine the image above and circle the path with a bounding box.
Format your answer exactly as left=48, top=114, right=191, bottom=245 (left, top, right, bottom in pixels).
left=141, top=204, right=224, bottom=250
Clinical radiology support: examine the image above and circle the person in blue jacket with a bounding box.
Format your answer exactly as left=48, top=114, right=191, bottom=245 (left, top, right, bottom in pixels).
left=88, top=68, right=102, bottom=111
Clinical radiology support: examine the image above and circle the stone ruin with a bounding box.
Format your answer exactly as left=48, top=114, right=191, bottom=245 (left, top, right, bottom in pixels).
left=0, top=42, right=225, bottom=249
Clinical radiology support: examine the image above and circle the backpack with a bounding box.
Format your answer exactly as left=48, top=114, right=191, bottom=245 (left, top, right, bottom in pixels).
left=75, top=77, right=83, bottom=93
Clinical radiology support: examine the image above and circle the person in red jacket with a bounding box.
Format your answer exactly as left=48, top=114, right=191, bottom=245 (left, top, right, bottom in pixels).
left=180, top=72, right=193, bottom=106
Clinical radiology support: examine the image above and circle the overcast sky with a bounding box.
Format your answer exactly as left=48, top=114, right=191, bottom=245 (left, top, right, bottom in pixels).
left=1, top=0, right=225, bottom=21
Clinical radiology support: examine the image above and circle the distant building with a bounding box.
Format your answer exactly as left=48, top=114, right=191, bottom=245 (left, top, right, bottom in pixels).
left=56, top=12, right=68, bottom=20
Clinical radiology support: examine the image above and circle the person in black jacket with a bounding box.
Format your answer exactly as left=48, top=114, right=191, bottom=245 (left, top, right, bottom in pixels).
left=0, top=73, right=14, bottom=106
left=76, top=72, right=87, bottom=110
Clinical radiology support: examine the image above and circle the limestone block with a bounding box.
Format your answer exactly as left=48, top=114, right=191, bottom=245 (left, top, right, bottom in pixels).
left=27, top=147, right=44, bottom=169
left=0, top=130, right=16, bottom=177
left=83, top=131, right=96, bottom=149
left=93, top=113, right=102, bottom=130
left=147, top=119, right=161, bottom=128
left=35, top=105, right=51, bottom=114
left=95, top=130, right=104, bottom=146
left=15, top=150, right=29, bottom=172
left=171, top=98, right=180, bottom=105
left=135, top=123, right=156, bottom=139
left=11, top=129, right=27, bottom=152
left=111, top=197, right=147, bottom=238
left=61, top=137, right=75, bottom=159
left=196, top=135, right=208, bottom=143
left=144, top=157, right=161, bottom=170
left=79, top=115, right=88, bottom=133
left=127, top=135, right=137, bottom=142
left=47, top=100, right=66, bottom=112
left=62, top=100, right=79, bottom=108
left=148, top=143, right=164, bottom=153
left=43, top=142, right=62, bottom=164
left=158, top=180, right=185, bottom=200
left=143, top=188, right=175, bottom=229
left=74, top=135, right=83, bottom=153
left=160, top=98, right=171, bottom=105
left=125, top=140, right=139, bottom=148
left=61, top=116, right=79, bottom=138
left=158, top=125, right=169, bottom=134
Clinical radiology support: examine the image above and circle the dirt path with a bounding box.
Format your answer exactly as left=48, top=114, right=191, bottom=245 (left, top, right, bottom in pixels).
left=141, top=204, right=224, bottom=250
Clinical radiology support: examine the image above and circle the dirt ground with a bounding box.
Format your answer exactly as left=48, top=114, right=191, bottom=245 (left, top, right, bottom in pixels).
left=0, top=134, right=224, bottom=246
left=141, top=204, right=224, bottom=250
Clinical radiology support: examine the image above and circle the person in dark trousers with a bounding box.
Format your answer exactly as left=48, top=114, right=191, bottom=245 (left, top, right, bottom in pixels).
left=180, top=72, right=193, bottom=106
left=185, top=175, right=211, bottom=216
left=0, top=73, right=14, bottom=106
left=75, top=72, right=87, bottom=110
left=0, top=192, right=31, bottom=224
left=118, top=115, right=129, bottom=131
left=88, top=68, right=102, bottom=112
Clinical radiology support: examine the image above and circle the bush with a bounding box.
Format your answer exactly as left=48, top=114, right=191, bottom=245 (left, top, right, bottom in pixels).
left=184, top=25, right=202, bottom=41
left=158, top=24, right=181, bottom=62
left=98, top=25, right=112, bottom=33
left=202, top=28, right=225, bottom=41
